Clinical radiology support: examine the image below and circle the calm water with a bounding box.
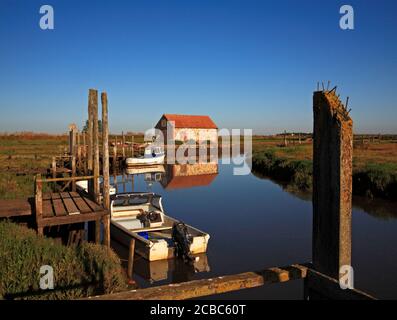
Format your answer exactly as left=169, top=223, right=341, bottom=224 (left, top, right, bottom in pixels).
left=110, top=156, right=397, bottom=299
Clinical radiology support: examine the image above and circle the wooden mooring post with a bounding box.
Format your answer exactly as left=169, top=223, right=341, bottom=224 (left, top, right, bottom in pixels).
left=87, top=89, right=95, bottom=195
left=307, top=89, right=354, bottom=299
left=127, top=239, right=135, bottom=279
left=102, top=92, right=110, bottom=247
left=93, top=92, right=100, bottom=204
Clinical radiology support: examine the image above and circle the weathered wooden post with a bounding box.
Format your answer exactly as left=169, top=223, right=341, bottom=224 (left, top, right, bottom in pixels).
left=69, top=123, right=77, bottom=156
left=93, top=93, right=100, bottom=203
left=308, top=89, right=353, bottom=298
left=82, top=131, right=87, bottom=174
left=77, top=132, right=81, bottom=173
left=113, top=136, right=117, bottom=169
left=87, top=89, right=95, bottom=195
left=93, top=90, right=101, bottom=243
left=68, top=124, right=78, bottom=190
left=284, top=130, right=288, bottom=147
left=122, top=131, right=126, bottom=159
left=131, top=135, right=134, bottom=157
left=52, top=156, right=56, bottom=179
left=71, top=156, right=76, bottom=191
left=128, top=239, right=136, bottom=279
left=102, top=92, right=110, bottom=247
left=35, top=174, right=43, bottom=235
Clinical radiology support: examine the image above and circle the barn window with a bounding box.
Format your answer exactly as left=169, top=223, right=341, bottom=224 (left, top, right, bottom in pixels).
left=161, top=119, right=166, bottom=127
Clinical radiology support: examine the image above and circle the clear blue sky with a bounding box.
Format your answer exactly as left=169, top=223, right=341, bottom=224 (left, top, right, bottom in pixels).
left=0, top=0, right=396, bottom=134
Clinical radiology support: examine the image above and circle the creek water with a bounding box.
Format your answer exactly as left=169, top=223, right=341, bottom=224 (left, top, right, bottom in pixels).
left=110, top=156, right=397, bottom=299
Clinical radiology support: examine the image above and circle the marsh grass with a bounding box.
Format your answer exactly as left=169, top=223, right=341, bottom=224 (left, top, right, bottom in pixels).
left=0, top=221, right=127, bottom=300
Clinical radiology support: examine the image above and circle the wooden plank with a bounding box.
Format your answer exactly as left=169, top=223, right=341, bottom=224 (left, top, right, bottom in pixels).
left=51, top=193, right=67, bottom=217
left=0, top=199, right=32, bottom=218
left=38, top=210, right=107, bottom=227
left=85, top=264, right=308, bottom=300
left=43, top=193, right=52, bottom=200
left=37, top=175, right=95, bottom=183
left=51, top=192, right=61, bottom=200
left=42, top=200, right=54, bottom=218
left=60, top=192, right=80, bottom=215
left=70, top=193, right=92, bottom=213
left=82, top=195, right=103, bottom=212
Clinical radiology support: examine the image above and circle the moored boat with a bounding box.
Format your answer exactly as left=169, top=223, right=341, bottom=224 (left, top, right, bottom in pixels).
left=110, top=192, right=210, bottom=261
left=125, top=146, right=165, bottom=167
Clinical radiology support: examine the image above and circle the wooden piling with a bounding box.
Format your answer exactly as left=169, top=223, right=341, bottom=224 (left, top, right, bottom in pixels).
left=122, top=131, right=125, bottom=159
left=102, top=92, right=110, bottom=247
left=35, top=174, right=43, bottom=235
left=92, top=90, right=100, bottom=202
left=127, top=239, right=135, bottom=279
left=87, top=89, right=95, bottom=194
left=71, top=156, right=76, bottom=191
left=113, top=136, right=117, bottom=169
left=51, top=157, right=56, bottom=179
left=312, top=90, right=353, bottom=279
left=69, top=124, right=77, bottom=156
left=82, top=132, right=87, bottom=174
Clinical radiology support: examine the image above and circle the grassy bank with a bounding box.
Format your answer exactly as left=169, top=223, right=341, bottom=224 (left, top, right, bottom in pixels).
left=0, top=221, right=127, bottom=299
left=252, top=142, right=397, bottom=200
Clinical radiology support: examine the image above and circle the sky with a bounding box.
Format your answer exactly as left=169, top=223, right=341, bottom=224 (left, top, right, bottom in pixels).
left=0, top=0, right=396, bottom=134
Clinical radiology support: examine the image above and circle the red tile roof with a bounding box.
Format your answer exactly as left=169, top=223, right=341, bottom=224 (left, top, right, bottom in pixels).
left=161, top=114, right=217, bottom=129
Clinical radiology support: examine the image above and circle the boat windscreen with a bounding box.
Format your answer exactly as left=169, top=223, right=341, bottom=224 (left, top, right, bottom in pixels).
left=113, top=195, right=150, bottom=207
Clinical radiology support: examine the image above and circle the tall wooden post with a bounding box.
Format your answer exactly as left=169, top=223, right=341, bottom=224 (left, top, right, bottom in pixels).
left=113, top=136, right=117, bottom=169
left=122, top=131, right=126, bottom=159
left=76, top=132, right=81, bottom=173
left=102, top=92, right=110, bottom=247
left=88, top=89, right=95, bottom=194
left=35, top=174, right=43, bottom=235
left=284, top=130, right=288, bottom=147
left=82, top=132, right=87, bottom=174
left=69, top=124, right=77, bottom=156
left=93, top=90, right=100, bottom=202
left=312, top=90, right=353, bottom=279
left=51, top=156, right=56, bottom=179
left=71, top=156, right=76, bottom=191
left=128, top=239, right=136, bottom=279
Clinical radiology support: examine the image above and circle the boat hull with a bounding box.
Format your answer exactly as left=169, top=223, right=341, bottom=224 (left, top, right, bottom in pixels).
left=110, top=218, right=210, bottom=261
left=125, top=155, right=165, bottom=167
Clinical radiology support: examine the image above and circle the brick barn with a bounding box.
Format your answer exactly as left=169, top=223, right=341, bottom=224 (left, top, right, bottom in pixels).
left=155, top=114, right=218, bottom=144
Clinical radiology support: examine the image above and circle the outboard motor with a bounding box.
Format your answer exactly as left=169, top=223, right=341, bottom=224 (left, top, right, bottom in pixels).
left=172, top=222, right=196, bottom=263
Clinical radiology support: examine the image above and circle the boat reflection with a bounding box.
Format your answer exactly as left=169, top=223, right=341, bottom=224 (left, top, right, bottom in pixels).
left=134, top=253, right=211, bottom=284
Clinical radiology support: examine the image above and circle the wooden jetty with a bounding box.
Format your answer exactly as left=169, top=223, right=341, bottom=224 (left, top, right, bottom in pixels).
left=34, top=175, right=109, bottom=242
left=0, top=89, right=112, bottom=246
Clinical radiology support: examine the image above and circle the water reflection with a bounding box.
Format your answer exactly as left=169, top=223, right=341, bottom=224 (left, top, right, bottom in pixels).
left=252, top=171, right=397, bottom=220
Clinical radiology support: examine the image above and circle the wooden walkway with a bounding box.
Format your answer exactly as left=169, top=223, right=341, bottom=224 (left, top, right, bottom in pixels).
left=0, top=198, right=32, bottom=218
left=37, top=191, right=107, bottom=228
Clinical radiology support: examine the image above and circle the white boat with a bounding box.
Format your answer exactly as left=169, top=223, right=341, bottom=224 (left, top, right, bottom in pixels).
left=76, top=180, right=116, bottom=196
left=125, top=146, right=165, bottom=167
left=110, top=192, right=210, bottom=261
